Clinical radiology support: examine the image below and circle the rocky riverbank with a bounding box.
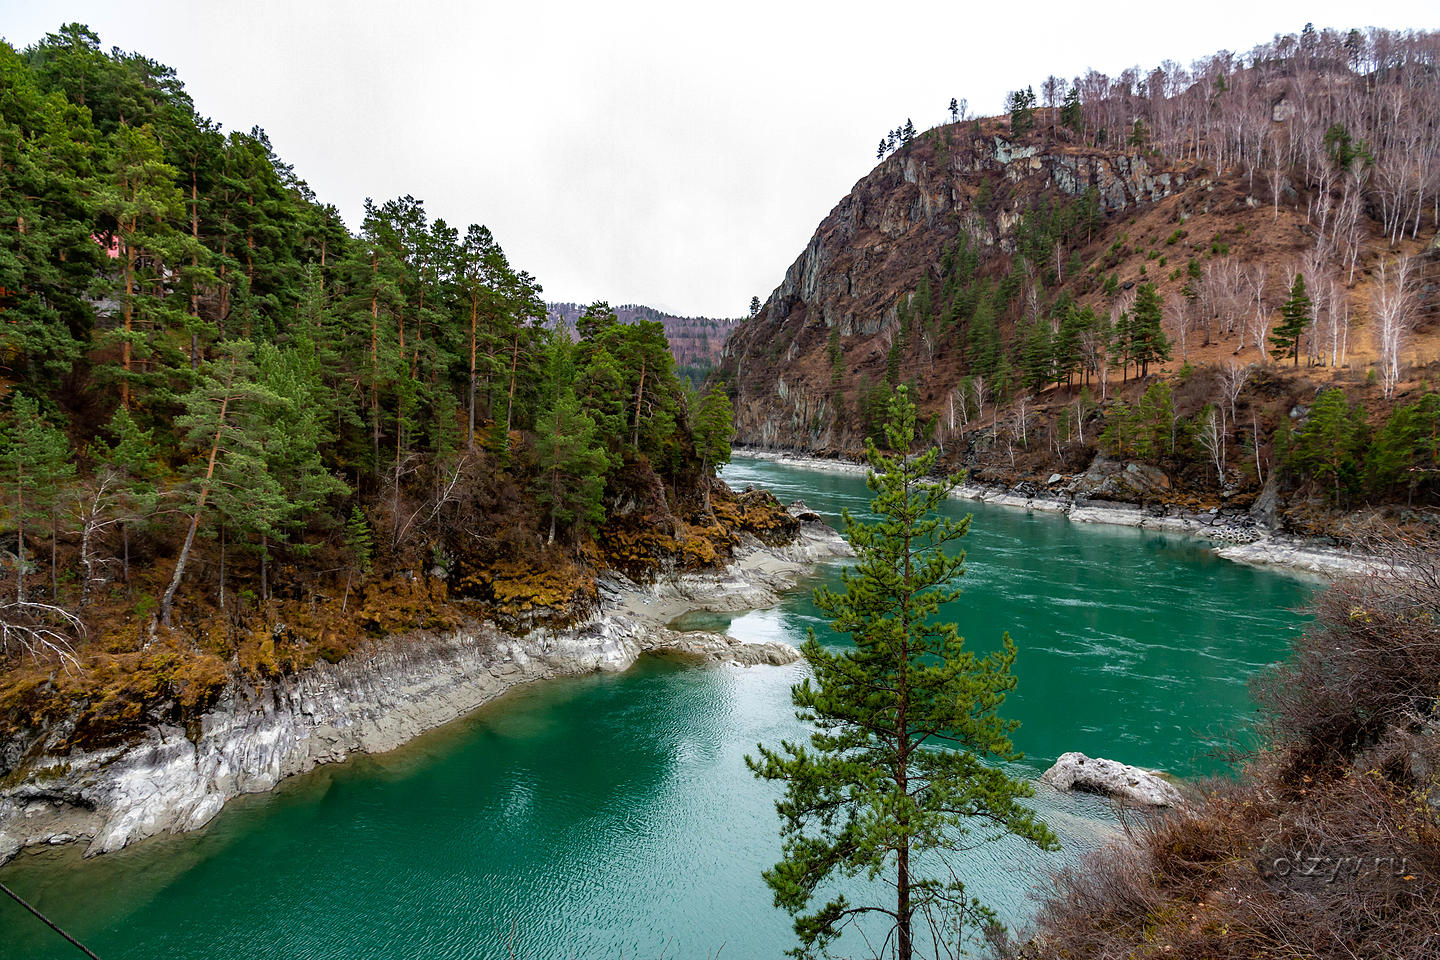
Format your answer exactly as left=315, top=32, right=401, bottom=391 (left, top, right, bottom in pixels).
left=0, top=507, right=851, bottom=868
left=733, top=447, right=1381, bottom=578
left=729, top=446, right=873, bottom=475
left=950, top=480, right=1385, bottom=578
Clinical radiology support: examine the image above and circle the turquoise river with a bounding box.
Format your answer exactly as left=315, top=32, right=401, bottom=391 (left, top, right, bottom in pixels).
left=1, top=456, right=1313, bottom=959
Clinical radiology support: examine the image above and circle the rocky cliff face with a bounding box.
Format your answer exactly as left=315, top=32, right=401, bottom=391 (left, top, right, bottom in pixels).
left=547, top=302, right=739, bottom=382
left=716, top=124, right=1187, bottom=451
left=0, top=512, right=849, bottom=865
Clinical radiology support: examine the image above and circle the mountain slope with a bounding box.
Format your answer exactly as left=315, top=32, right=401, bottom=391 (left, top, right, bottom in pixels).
left=714, top=32, right=1440, bottom=468
left=547, top=302, right=739, bottom=385
left=717, top=122, right=1198, bottom=449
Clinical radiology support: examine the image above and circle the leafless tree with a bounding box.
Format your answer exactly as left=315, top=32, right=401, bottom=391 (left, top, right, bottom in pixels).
left=1166, top=292, right=1190, bottom=360
left=0, top=600, right=82, bottom=670
left=77, top=470, right=122, bottom=607
left=1335, top=164, right=1369, bottom=285
left=1013, top=395, right=1031, bottom=448
left=1371, top=256, right=1417, bottom=399
left=1246, top=264, right=1270, bottom=358
left=1210, top=258, right=1247, bottom=343
left=1197, top=406, right=1227, bottom=485
left=1268, top=132, right=1289, bottom=220
left=1219, top=360, right=1251, bottom=426
left=1301, top=242, right=1334, bottom=367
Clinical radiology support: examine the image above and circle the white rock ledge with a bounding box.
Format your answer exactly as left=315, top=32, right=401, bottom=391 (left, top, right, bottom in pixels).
left=0, top=508, right=851, bottom=867
left=1040, top=751, right=1185, bottom=807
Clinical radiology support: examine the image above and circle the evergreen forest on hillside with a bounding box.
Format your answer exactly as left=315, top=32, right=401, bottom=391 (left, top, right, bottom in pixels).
left=0, top=24, right=751, bottom=729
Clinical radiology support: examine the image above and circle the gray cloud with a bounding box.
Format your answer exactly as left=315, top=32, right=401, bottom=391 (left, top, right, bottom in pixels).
left=4, top=0, right=1436, bottom=316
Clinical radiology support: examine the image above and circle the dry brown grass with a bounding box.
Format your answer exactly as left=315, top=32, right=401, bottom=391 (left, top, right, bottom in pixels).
left=1002, top=540, right=1440, bottom=960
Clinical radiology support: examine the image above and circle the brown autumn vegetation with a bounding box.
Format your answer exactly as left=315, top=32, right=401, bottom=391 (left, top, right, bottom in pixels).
left=717, top=27, right=1440, bottom=541
left=0, top=469, right=798, bottom=756
left=994, top=539, right=1440, bottom=959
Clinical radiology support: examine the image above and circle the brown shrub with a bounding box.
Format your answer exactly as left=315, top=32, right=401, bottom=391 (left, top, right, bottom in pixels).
left=1009, top=540, right=1440, bottom=960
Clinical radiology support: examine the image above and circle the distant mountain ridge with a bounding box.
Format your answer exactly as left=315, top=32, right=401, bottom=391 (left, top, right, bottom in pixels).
left=546, top=302, right=740, bottom=385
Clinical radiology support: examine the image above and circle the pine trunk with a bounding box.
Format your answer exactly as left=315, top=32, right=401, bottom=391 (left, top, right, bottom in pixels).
left=896, top=468, right=914, bottom=959
left=158, top=376, right=233, bottom=628
left=632, top=358, right=647, bottom=449
left=468, top=295, right=478, bottom=449
left=121, top=234, right=135, bottom=408
left=504, top=334, right=520, bottom=436
left=14, top=453, right=23, bottom=604
left=370, top=254, right=381, bottom=473
left=190, top=171, right=200, bottom=370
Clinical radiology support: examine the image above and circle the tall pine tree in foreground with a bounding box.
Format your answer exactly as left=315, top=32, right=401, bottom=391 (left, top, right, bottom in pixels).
left=748, top=387, right=1056, bottom=960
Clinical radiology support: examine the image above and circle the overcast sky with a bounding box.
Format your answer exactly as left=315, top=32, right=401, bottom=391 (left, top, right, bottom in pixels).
left=3, top=2, right=1436, bottom=317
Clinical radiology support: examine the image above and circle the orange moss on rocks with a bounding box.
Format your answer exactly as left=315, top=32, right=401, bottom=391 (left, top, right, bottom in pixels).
left=0, top=474, right=808, bottom=761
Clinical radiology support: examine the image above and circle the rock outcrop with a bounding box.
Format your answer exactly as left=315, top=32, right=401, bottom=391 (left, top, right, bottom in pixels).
left=0, top=506, right=850, bottom=866
left=1040, top=752, right=1186, bottom=807
left=715, top=126, right=1188, bottom=452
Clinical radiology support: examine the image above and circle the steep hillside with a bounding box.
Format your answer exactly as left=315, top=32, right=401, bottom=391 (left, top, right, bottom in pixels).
left=718, top=122, right=1196, bottom=448
left=719, top=125, right=1437, bottom=452
left=0, top=28, right=776, bottom=756
left=548, top=302, right=739, bottom=385
left=713, top=28, right=1440, bottom=532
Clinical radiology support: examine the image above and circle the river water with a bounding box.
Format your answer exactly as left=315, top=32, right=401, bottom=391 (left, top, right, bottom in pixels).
left=2, top=457, right=1312, bottom=959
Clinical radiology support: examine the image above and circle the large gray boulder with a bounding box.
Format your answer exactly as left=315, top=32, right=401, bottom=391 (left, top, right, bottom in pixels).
left=1040, top=752, right=1185, bottom=807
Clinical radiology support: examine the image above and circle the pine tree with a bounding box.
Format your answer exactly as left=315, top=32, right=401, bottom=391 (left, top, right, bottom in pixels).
left=1099, top=399, right=1134, bottom=458
left=158, top=340, right=280, bottom=627
left=748, top=387, right=1056, bottom=959
left=1053, top=304, right=1084, bottom=385
left=1367, top=393, right=1440, bottom=505
left=250, top=338, right=348, bottom=596
left=345, top=506, right=373, bottom=575
left=99, top=122, right=199, bottom=412
left=1128, top=282, right=1170, bottom=378
left=459, top=223, right=502, bottom=448
left=1060, top=86, right=1083, bottom=135
left=93, top=406, right=158, bottom=586
left=966, top=294, right=1001, bottom=379
left=886, top=337, right=903, bottom=386
left=692, top=383, right=734, bottom=513
left=993, top=351, right=1015, bottom=404
left=535, top=382, right=608, bottom=545
left=1285, top=387, right=1365, bottom=506
left=1271, top=273, right=1311, bottom=367
left=1008, top=86, right=1036, bottom=135
left=0, top=394, right=75, bottom=602
left=0, top=43, right=103, bottom=398
left=1134, top=380, right=1177, bottom=459
left=1021, top=320, right=1054, bottom=391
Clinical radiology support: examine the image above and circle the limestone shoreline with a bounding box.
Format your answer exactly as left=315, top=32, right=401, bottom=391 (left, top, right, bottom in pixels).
left=732, top=446, right=1382, bottom=579
left=0, top=511, right=851, bottom=868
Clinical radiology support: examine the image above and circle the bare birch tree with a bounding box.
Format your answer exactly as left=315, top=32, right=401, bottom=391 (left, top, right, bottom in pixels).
left=1371, top=256, right=1417, bottom=399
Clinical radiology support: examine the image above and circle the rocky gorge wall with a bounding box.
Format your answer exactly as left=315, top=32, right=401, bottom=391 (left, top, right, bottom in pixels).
left=719, top=127, right=1188, bottom=452
left=0, top=512, right=850, bottom=867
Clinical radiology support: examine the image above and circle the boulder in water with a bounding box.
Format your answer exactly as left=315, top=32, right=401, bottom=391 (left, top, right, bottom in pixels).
left=1040, top=752, right=1185, bottom=807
